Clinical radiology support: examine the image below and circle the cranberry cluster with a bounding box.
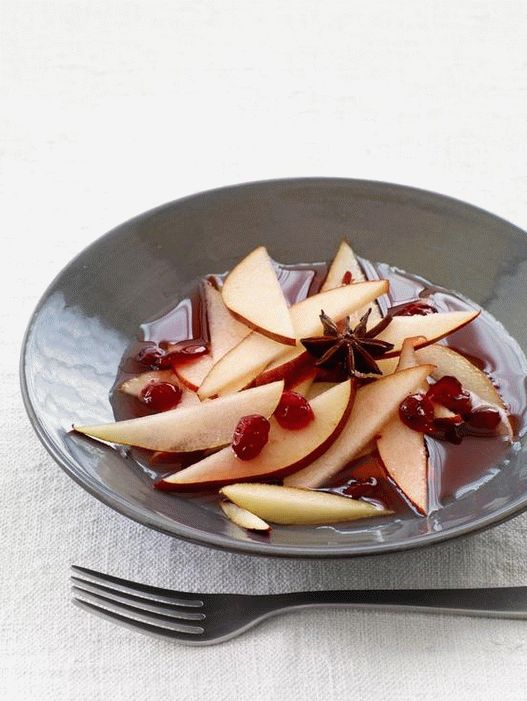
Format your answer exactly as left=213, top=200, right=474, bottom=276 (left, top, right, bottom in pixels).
left=399, top=376, right=501, bottom=444
left=231, top=391, right=315, bottom=460
left=133, top=341, right=207, bottom=413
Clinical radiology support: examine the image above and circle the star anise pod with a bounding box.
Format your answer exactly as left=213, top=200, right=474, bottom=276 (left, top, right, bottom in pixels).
left=301, top=308, right=394, bottom=378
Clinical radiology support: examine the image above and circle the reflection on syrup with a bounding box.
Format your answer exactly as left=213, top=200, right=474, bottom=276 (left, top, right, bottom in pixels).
left=111, top=257, right=527, bottom=517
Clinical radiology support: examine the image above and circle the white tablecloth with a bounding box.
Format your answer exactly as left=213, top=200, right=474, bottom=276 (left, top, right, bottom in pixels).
left=3, top=2, right=527, bottom=699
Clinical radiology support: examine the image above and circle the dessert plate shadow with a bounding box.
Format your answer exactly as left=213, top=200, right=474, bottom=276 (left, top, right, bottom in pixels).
left=20, top=178, right=527, bottom=557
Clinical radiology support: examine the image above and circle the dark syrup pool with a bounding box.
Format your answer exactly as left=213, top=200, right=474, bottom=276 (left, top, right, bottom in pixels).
left=111, top=259, right=527, bottom=517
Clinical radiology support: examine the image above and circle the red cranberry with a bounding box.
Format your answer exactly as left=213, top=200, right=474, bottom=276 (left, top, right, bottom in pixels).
left=136, top=344, right=166, bottom=368
left=274, top=391, right=315, bottom=430
left=344, top=477, right=378, bottom=499
left=399, top=393, right=435, bottom=432
left=341, top=270, right=353, bottom=285
left=232, top=415, right=270, bottom=460
left=467, top=407, right=501, bottom=431
left=426, top=376, right=472, bottom=416
left=393, top=302, right=438, bottom=316
left=140, top=382, right=182, bottom=412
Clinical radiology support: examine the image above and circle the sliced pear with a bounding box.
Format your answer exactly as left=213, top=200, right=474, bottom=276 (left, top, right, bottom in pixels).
left=252, top=348, right=311, bottom=388
left=254, top=302, right=473, bottom=390
left=321, top=240, right=383, bottom=323
left=74, top=380, right=284, bottom=452
left=377, top=311, right=479, bottom=356
left=253, top=350, right=315, bottom=391
left=376, top=338, right=429, bottom=514
left=198, top=280, right=388, bottom=398
left=307, top=382, right=338, bottom=400
left=322, top=240, right=368, bottom=290
left=285, top=364, right=434, bottom=489
left=415, top=343, right=512, bottom=438
left=156, top=380, right=355, bottom=490
left=119, top=370, right=200, bottom=408
left=376, top=356, right=399, bottom=376
left=220, top=483, right=390, bottom=525
left=251, top=246, right=387, bottom=389
left=220, top=499, right=271, bottom=531
left=353, top=440, right=377, bottom=460
left=375, top=340, right=459, bottom=420
left=173, top=355, right=212, bottom=393
left=397, top=336, right=426, bottom=373
left=415, top=344, right=506, bottom=410
left=197, top=332, right=288, bottom=398
left=290, top=370, right=316, bottom=397
left=222, top=246, right=296, bottom=345
left=173, top=282, right=250, bottom=391
left=205, top=282, right=252, bottom=359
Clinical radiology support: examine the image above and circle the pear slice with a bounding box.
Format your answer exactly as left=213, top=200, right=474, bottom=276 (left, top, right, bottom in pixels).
left=252, top=347, right=311, bottom=389
left=220, top=483, right=390, bottom=525
left=397, top=335, right=427, bottom=373
left=376, top=356, right=399, bottom=376
left=310, top=385, right=382, bottom=458
left=321, top=240, right=383, bottom=324
left=415, top=344, right=506, bottom=410
left=156, top=380, right=355, bottom=490
left=284, top=364, right=434, bottom=489
left=397, top=336, right=459, bottom=419
left=204, top=282, right=252, bottom=359
left=415, top=343, right=512, bottom=438
left=251, top=244, right=388, bottom=389
left=375, top=339, right=464, bottom=419
left=376, top=338, right=429, bottom=514
left=252, top=290, right=475, bottom=392
left=307, top=382, right=339, bottom=400
left=173, top=282, right=250, bottom=391
left=290, top=370, right=316, bottom=397
left=198, top=280, right=388, bottom=398
left=119, top=370, right=200, bottom=408
left=321, top=240, right=369, bottom=290
left=172, top=356, right=212, bottom=394
left=74, top=380, right=284, bottom=452
left=222, top=246, right=296, bottom=346
left=220, top=499, right=271, bottom=531
left=377, top=311, right=479, bottom=356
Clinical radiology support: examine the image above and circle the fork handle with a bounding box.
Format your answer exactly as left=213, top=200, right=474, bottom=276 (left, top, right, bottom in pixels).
left=264, top=587, right=527, bottom=619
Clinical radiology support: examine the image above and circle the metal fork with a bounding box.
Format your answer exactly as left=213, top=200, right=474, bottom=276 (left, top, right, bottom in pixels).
left=71, top=565, right=527, bottom=646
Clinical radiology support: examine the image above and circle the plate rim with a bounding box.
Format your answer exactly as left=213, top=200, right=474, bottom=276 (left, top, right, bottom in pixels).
left=19, top=176, right=527, bottom=558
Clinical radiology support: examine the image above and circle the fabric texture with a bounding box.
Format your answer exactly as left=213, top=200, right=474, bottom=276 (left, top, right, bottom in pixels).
left=2, top=1, right=527, bottom=699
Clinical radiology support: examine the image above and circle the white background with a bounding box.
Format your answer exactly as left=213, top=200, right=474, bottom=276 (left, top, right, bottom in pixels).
left=2, top=2, right=527, bottom=700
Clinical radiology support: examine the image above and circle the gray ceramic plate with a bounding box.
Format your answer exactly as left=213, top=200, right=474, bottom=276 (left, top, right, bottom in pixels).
left=20, top=178, right=527, bottom=557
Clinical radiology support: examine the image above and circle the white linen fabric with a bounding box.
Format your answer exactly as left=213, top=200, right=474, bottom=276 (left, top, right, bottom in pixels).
left=2, top=1, right=527, bottom=699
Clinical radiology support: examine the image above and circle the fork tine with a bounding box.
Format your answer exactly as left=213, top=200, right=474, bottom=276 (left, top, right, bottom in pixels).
left=71, top=582, right=206, bottom=620
left=71, top=565, right=203, bottom=607
left=73, top=599, right=206, bottom=644
left=72, top=590, right=205, bottom=635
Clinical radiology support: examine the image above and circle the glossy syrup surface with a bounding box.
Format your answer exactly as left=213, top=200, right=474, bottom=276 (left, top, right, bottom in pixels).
left=112, top=258, right=527, bottom=515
